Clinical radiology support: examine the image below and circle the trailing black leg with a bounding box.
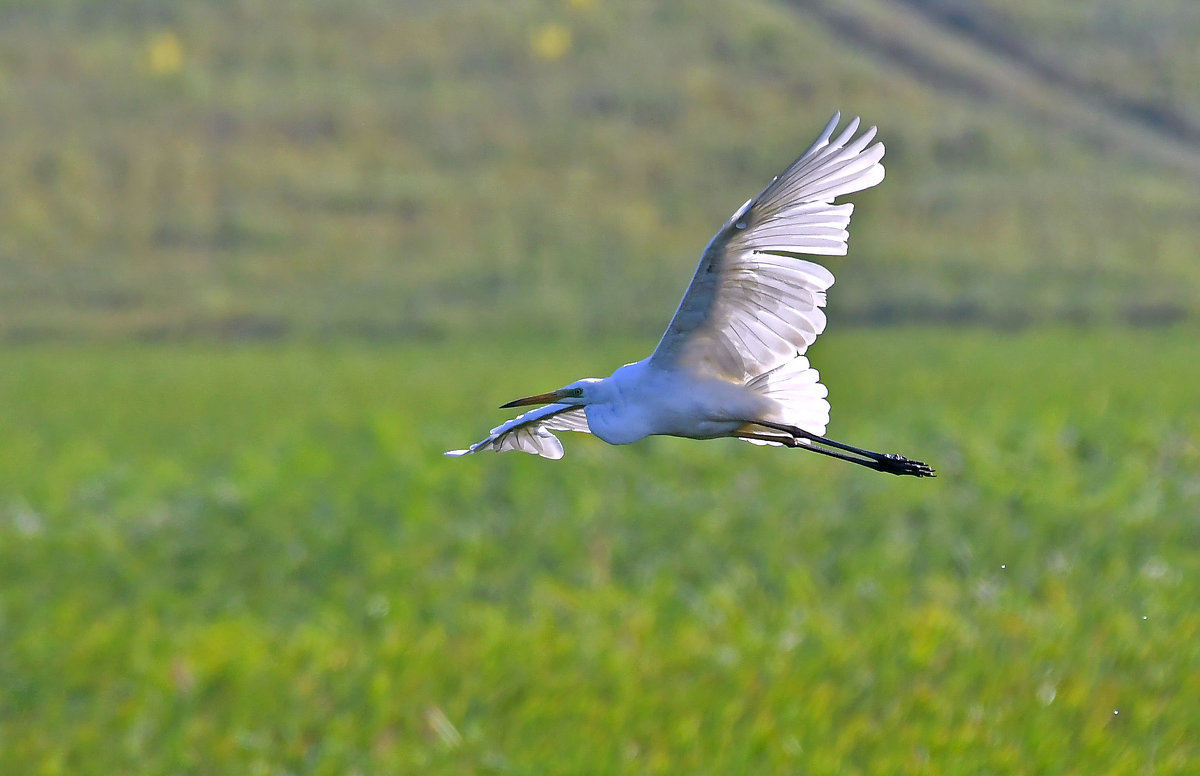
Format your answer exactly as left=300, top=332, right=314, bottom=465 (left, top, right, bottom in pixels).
left=751, top=421, right=936, bottom=478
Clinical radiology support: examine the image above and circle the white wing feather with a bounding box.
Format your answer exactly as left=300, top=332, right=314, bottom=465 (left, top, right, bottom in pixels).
left=650, top=113, right=885, bottom=381
left=445, top=404, right=591, bottom=460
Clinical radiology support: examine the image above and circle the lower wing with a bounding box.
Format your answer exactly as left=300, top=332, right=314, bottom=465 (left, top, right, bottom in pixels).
left=445, top=404, right=591, bottom=460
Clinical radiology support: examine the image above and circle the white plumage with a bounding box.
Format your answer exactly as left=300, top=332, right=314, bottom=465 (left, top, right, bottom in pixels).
left=450, top=403, right=588, bottom=460
left=446, top=113, right=933, bottom=477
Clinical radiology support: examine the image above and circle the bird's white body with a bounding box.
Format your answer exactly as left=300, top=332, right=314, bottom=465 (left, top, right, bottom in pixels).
left=446, top=113, right=934, bottom=476
left=582, top=359, right=773, bottom=445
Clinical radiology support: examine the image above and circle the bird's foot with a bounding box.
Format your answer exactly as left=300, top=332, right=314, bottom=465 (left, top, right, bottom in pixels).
left=879, top=453, right=936, bottom=478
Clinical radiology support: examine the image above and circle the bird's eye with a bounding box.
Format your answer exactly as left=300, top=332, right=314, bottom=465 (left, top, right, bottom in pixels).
left=571, top=388, right=584, bottom=397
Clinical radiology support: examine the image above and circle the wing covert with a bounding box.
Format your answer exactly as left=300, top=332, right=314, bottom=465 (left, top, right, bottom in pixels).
left=649, top=113, right=885, bottom=381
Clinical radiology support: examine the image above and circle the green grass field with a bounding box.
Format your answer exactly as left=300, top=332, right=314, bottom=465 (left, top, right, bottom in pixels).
left=3, top=0, right=1200, bottom=341
left=3, top=0, right=1200, bottom=772
left=3, top=329, right=1198, bottom=773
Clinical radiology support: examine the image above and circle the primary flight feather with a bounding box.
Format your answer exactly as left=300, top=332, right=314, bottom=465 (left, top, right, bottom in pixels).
left=447, top=113, right=934, bottom=477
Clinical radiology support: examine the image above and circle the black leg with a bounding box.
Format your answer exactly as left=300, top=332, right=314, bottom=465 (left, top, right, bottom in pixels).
left=749, top=421, right=936, bottom=478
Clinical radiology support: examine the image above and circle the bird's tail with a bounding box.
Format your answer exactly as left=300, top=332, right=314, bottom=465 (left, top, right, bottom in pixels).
left=740, top=355, right=830, bottom=443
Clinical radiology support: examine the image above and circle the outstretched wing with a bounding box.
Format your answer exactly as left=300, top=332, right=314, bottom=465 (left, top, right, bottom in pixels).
left=445, top=404, right=591, bottom=460
left=649, top=113, right=885, bottom=382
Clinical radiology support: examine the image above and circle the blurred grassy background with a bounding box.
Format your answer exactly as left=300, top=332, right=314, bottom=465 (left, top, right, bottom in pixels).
left=2, top=0, right=1199, bottom=773
left=3, top=0, right=1199, bottom=340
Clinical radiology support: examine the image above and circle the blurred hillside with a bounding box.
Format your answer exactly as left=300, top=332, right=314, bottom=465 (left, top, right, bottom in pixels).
left=2, top=0, right=1198, bottom=342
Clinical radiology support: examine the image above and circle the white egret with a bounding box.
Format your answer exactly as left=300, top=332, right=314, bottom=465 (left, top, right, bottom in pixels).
left=447, top=113, right=934, bottom=477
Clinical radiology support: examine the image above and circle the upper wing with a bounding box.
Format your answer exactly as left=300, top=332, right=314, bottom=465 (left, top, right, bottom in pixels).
left=649, top=113, right=885, bottom=381
left=445, top=403, right=591, bottom=460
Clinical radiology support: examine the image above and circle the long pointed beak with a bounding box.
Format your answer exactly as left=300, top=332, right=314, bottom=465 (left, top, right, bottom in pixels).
left=500, top=390, right=560, bottom=409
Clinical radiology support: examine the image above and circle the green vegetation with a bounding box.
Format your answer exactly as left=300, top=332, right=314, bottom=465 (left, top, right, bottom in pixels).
left=2, top=0, right=1199, bottom=772
left=1, top=0, right=1198, bottom=340
left=3, top=330, right=1199, bottom=773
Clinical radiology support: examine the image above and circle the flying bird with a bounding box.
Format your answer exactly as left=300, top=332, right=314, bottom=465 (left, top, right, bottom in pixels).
left=447, top=113, right=934, bottom=477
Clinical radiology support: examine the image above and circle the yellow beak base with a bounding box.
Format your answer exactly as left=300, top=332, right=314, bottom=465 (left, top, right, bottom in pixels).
left=499, top=391, right=560, bottom=409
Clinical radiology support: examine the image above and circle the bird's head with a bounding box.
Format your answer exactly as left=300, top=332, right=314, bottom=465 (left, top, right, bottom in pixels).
left=500, top=378, right=599, bottom=409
